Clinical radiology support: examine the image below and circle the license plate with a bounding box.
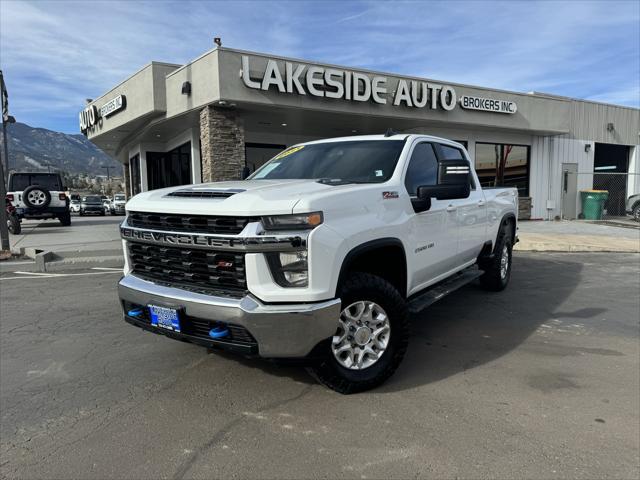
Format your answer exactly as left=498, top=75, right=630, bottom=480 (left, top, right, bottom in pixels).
left=148, top=305, right=181, bottom=332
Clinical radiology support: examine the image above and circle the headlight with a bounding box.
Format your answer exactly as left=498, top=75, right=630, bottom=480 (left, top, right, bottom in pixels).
left=261, top=212, right=323, bottom=231
left=266, top=251, right=308, bottom=287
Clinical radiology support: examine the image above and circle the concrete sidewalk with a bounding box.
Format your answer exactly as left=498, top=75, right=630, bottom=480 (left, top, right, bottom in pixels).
left=516, top=220, right=640, bottom=253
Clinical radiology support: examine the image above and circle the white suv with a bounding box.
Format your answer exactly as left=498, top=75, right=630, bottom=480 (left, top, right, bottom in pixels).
left=6, top=172, right=71, bottom=226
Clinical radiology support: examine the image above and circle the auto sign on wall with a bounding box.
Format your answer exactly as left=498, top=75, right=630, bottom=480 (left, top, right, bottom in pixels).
left=79, top=94, right=126, bottom=134
left=459, top=95, right=517, bottom=114
left=239, top=55, right=517, bottom=115
left=100, top=95, right=126, bottom=118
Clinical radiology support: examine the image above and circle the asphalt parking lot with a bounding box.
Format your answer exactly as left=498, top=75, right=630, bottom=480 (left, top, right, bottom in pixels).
left=9, top=215, right=122, bottom=254
left=1, top=253, right=639, bottom=479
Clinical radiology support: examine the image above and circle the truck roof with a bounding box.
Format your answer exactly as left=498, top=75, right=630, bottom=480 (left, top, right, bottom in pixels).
left=302, top=133, right=466, bottom=149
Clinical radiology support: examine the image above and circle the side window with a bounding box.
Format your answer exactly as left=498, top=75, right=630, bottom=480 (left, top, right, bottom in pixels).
left=439, top=144, right=465, bottom=160
left=404, top=143, right=438, bottom=196
left=438, top=143, right=476, bottom=190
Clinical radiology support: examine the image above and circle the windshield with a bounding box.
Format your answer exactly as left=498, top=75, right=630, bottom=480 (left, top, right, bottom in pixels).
left=83, top=196, right=101, bottom=203
left=249, top=140, right=405, bottom=183
left=114, top=195, right=125, bottom=201
left=10, top=173, right=61, bottom=191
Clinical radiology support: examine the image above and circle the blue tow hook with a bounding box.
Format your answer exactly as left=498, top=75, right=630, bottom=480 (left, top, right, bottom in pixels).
left=209, top=323, right=229, bottom=339
left=127, top=308, right=144, bottom=317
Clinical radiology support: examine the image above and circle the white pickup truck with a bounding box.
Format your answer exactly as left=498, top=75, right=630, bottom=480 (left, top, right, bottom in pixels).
left=118, top=134, right=518, bottom=393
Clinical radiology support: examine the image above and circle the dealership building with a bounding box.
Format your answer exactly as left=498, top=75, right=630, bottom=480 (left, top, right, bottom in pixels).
left=80, top=47, right=639, bottom=220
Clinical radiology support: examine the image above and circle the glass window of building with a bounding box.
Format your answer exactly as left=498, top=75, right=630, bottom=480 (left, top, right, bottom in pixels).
left=475, top=143, right=530, bottom=196
left=146, top=142, right=192, bottom=190
left=129, top=154, right=141, bottom=196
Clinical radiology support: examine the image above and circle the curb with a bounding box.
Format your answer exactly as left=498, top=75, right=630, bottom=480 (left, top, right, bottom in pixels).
left=515, top=243, right=639, bottom=253
left=1, top=247, right=124, bottom=273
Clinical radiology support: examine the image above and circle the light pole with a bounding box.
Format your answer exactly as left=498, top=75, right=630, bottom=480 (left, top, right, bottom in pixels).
left=101, top=165, right=114, bottom=181
left=0, top=69, right=14, bottom=252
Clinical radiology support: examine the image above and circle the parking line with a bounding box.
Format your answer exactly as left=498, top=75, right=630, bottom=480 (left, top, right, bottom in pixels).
left=0, top=271, right=122, bottom=281
left=91, top=267, right=123, bottom=271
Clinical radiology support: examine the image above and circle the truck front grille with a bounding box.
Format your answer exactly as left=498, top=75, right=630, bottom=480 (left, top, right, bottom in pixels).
left=128, top=242, right=246, bottom=294
left=127, top=211, right=257, bottom=235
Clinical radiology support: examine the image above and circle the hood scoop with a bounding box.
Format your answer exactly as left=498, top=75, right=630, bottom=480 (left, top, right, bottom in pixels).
left=166, top=188, right=245, bottom=199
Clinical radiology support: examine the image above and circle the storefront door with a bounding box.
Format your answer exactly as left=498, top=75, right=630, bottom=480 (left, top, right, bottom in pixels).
left=146, top=142, right=192, bottom=191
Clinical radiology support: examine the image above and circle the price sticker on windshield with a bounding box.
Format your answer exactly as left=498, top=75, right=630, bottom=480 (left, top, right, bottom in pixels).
left=274, top=145, right=304, bottom=160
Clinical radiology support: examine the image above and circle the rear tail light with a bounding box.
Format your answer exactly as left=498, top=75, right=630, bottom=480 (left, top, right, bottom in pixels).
left=6, top=194, right=14, bottom=202
left=59, top=193, right=67, bottom=201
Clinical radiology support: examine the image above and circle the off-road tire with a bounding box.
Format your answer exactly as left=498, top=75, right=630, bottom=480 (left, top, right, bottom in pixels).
left=8, top=215, right=21, bottom=235
left=307, top=272, right=409, bottom=394
left=22, top=185, right=51, bottom=209
left=480, top=223, right=513, bottom=291
left=632, top=202, right=640, bottom=222
left=59, top=212, right=71, bottom=226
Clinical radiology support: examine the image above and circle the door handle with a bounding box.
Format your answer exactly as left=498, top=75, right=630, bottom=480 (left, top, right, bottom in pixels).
left=446, top=205, right=457, bottom=212
left=478, top=200, right=486, bottom=207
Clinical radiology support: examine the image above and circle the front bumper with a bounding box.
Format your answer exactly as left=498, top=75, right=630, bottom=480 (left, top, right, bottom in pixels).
left=118, top=274, right=341, bottom=358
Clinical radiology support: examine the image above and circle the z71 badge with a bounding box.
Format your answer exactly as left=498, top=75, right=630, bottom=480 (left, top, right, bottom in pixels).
left=382, top=191, right=399, bottom=199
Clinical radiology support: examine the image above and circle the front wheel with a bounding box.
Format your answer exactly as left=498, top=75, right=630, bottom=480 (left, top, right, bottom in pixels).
left=632, top=203, right=640, bottom=222
left=307, top=272, right=409, bottom=394
left=8, top=215, right=21, bottom=234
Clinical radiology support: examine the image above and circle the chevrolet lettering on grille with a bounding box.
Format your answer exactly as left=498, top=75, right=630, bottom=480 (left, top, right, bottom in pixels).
left=121, top=226, right=233, bottom=248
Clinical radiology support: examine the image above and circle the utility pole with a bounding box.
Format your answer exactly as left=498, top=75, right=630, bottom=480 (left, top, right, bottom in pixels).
left=0, top=70, right=14, bottom=252
left=101, top=165, right=114, bottom=181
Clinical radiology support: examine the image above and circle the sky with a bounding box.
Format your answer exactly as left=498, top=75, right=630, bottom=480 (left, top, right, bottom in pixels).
left=1, top=0, right=638, bottom=134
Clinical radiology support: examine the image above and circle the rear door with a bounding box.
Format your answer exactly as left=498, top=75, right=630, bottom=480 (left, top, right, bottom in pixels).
left=435, top=143, right=488, bottom=263
left=404, top=141, right=460, bottom=292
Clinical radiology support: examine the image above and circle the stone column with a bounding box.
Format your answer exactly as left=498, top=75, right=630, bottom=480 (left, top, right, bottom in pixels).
left=200, top=106, right=245, bottom=182
left=123, top=163, right=131, bottom=198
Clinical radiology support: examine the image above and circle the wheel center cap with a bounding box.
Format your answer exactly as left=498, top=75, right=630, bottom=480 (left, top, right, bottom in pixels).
left=354, top=326, right=372, bottom=346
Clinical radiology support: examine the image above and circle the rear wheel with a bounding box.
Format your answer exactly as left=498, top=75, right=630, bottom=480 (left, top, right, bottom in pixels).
left=480, top=223, right=513, bottom=291
left=58, top=212, right=71, bottom=226
left=307, top=272, right=409, bottom=394
left=632, top=203, right=640, bottom=222
left=8, top=215, right=21, bottom=234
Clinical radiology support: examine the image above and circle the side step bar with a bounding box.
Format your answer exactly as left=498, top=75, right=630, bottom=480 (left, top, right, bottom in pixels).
left=408, top=267, right=483, bottom=314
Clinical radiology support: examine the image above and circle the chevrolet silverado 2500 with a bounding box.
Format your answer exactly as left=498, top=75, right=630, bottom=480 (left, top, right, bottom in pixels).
left=118, top=134, right=518, bottom=393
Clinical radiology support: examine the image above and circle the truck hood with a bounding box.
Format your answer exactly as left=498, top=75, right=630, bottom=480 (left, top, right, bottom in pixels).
left=125, top=180, right=344, bottom=216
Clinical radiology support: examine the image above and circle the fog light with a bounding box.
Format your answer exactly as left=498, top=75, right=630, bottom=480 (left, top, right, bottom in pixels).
left=266, top=251, right=308, bottom=287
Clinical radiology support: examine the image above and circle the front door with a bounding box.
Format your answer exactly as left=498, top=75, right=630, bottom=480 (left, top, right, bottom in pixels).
left=436, top=143, right=488, bottom=263
left=404, top=141, right=460, bottom=292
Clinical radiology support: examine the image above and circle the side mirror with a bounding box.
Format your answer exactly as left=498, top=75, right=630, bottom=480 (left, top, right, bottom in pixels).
left=418, top=183, right=470, bottom=201
left=414, top=159, right=471, bottom=210
left=241, top=166, right=251, bottom=180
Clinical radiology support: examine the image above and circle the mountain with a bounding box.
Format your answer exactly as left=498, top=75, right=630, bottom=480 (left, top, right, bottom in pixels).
left=1, top=122, right=122, bottom=176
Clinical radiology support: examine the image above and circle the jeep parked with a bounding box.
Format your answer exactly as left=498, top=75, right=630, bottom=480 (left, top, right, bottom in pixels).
left=6, top=172, right=71, bottom=227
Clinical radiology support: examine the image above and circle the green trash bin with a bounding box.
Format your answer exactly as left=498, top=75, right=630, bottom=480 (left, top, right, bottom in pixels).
left=580, top=190, right=609, bottom=220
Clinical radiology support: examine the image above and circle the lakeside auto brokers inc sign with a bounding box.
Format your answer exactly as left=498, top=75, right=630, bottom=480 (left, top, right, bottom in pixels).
left=79, top=94, right=126, bottom=133
left=240, top=56, right=517, bottom=114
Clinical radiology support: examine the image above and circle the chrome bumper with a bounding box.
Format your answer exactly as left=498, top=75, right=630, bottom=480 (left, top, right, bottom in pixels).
left=118, top=274, right=341, bottom=358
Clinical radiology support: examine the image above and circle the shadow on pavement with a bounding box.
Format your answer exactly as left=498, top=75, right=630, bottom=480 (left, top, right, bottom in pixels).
left=206, top=254, right=585, bottom=393
left=382, top=254, right=584, bottom=392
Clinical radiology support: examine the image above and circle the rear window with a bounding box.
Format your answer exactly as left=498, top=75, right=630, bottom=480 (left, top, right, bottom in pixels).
left=10, top=173, right=61, bottom=191
left=114, top=195, right=125, bottom=200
